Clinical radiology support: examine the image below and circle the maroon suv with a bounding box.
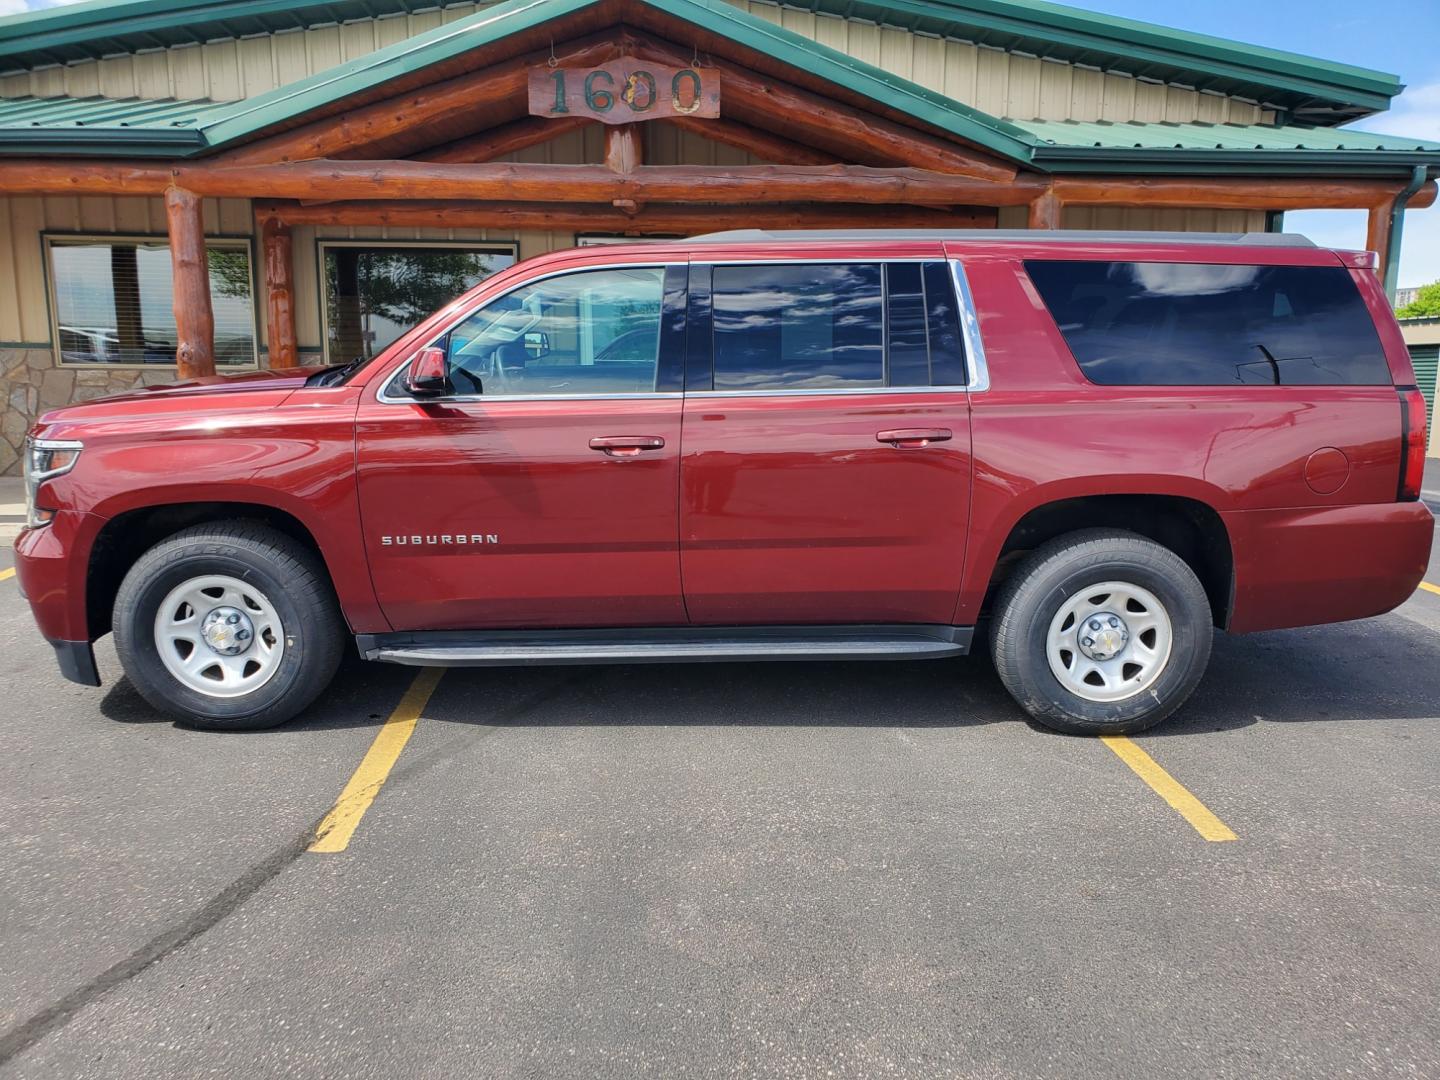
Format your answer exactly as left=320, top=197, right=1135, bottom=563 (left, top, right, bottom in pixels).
left=14, top=229, right=1433, bottom=735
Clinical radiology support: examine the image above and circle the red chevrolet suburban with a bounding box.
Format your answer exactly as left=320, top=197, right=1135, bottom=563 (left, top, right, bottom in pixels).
left=14, top=230, right=1433, bottom=735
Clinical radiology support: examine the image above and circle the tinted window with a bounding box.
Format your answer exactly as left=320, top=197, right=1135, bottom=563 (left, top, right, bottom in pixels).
left=445, top=267, right=665, bottom=397
left=1026, top=260, right=1390, bottom=386
left=923, top=261, right=967, bottom=387
left=886, top=262, right=930, bottom=388
left=712, top=264, right=884, bottom=390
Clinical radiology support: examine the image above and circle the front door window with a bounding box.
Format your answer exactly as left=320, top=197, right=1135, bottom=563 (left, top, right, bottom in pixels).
left=444, top=266, right=667, bottom=397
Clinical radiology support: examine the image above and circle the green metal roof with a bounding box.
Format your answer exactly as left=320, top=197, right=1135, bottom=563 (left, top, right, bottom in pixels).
left=1015, top=118, right=1440, bottom=174
left=0, top=0, right=1434, bottom=178
left=0, top=93, right=232, bottom=154
left=0, top=0, right=1405, bottom=124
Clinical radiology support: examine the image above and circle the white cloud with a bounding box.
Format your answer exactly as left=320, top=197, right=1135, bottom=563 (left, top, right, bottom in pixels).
left=1289, top=82, right=1440, bottom=289
left=1359, top=81, right=1440, bottom=144
left=0, top=0, right=34, bottom=13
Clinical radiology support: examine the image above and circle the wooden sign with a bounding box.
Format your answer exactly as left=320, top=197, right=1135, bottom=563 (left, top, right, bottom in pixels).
left=528, top=62, right=720, bottom=125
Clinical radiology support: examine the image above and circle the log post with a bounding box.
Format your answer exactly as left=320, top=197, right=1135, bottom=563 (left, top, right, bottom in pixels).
left=1366, top=200, right=1390, bottom=279
left=605, top=124, right=644, bottom=174
left=259, top=214, right=298, bottom=369
left=164, top=186, right=215, bottom=379
left=1028, top=188, right=1062, bottom=230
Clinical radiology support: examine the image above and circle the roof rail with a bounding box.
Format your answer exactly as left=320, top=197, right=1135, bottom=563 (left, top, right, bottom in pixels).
left=687, top=229, right=1317, bottom=247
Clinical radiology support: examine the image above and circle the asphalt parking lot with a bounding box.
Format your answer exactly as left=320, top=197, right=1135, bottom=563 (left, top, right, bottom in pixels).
left=2, top=470, right=1440, bottom=1079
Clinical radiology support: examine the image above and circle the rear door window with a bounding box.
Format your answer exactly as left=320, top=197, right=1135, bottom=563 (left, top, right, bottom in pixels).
left=706, top=262, right=966, bottom=391
left=1025, top=260, right=1390, bottom=386
left=711, top=263, right=884, bottom=391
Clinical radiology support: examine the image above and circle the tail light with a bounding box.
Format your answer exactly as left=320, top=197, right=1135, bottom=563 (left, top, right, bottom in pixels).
left=1398, top=386, right=1428, bottom=502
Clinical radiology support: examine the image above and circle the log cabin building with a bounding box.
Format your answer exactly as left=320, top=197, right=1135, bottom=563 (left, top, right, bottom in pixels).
left=0, top=0, right=1438, bottom=472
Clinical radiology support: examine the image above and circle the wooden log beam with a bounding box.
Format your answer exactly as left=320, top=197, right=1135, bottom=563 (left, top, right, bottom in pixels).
left=0, top=159, right=1045, bottom=205
left=416, top=115, right=591, bottom=163
left=164, top=187, right=215, bottom=379
left=605, top=124, right=643, bottom=174
left=258, top=213, right=298, bottom=369
left=254, top=199, right=998, bottom=232
left=1027, top=189, right=1062, bottom=230
left=1053, top=175, right=1439, bottom=212
left=225, top=38, right=618, bottom=165
left=666, top=115, right=837, bottom=166
left=6, top=160, right=1431, bottom=215
left=633, top=35, right=1018, bottom=182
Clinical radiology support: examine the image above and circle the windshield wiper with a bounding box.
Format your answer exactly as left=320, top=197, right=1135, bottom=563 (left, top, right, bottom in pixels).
left=305, top=356, right=366, bottom=387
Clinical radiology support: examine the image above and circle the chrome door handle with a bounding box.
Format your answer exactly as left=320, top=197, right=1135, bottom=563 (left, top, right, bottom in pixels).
left=589, top=436, right=666, bottom=457
left=877, top=428, right=953, bottom=449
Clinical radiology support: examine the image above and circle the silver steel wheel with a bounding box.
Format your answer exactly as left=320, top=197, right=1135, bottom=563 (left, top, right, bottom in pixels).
left=1045, top=580, right=1173, bottom=703
left=153, top=574, right=285, bottom=699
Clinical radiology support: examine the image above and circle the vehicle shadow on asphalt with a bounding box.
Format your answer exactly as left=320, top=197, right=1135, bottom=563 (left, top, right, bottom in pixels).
left=1152, top=615, right=1440, bottom=736
left=94, top=613, right=1440, bottom=736
left=96, top=649, right=418, bottom=730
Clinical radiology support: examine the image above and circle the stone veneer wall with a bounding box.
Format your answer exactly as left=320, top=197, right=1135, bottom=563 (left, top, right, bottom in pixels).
left=1, top=348, right=178, bottom=475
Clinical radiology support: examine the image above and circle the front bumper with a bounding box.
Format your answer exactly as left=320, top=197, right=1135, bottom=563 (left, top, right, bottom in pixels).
left=14, top=509, right=106, bottom=674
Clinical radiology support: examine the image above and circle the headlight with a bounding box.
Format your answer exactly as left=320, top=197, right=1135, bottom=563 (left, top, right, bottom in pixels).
left=23, top=438, right=82, bottom=528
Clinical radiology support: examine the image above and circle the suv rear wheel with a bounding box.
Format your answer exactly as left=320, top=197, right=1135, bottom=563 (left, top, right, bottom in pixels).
left=990, top=529, right=1213, bottom=735
left=112, top=523, right=344, bottom=730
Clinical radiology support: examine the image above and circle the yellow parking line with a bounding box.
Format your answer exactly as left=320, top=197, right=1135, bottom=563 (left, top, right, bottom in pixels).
left=0, top=567, right=14, bottom=582
left=309, top=667, right=445, bottom=853
left=1420, top=581, right=1440, bottom=597
left=1100, top=734, right=1237, bottom=842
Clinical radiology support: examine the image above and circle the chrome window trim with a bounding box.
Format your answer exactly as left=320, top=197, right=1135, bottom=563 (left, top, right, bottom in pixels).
left=693, top=256, right=932, bottom=266
left=379, top=387, right=684, bottom=404
left=950, top=258, right=990, bottom=393
left=377, top=257, right=984, bottom=404
left=378, top=261, right=681, bottom=406
left=686, top=386, right=968, bottom=399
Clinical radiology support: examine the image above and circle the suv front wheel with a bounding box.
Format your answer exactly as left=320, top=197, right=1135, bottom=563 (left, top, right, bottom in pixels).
left=113, top=523, right=344, bottom=730
left=990, top=529, right=1213, bottom=736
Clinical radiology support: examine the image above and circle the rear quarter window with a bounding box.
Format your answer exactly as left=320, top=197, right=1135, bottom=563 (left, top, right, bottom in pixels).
left=1025, top=260, right=1391, bottom=387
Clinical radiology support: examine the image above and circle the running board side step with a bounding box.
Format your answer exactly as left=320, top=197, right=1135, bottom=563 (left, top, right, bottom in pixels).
left=356, top=625, right=973, bottom=667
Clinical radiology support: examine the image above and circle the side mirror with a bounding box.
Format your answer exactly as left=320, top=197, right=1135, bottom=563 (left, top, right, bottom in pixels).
left=523, top=331, right=550, bottom=359
left=404, top=346, right=452, bottom=398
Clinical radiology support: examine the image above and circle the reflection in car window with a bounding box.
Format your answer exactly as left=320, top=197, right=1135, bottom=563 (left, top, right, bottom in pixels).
left=711, top=264, right=884, bottom=390
left=445, top=267, right=666, bottom=396
left=1025, top=260, right=1390, bottom=386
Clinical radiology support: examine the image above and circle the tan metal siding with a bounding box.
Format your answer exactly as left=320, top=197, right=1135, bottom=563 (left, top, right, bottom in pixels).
left=0, top=1, right=1266, bottom=125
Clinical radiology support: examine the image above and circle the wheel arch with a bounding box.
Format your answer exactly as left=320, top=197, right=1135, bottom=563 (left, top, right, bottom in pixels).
left=85, top=499, right=362, bottom=641
left=974, top=491, right=1235, bottom=630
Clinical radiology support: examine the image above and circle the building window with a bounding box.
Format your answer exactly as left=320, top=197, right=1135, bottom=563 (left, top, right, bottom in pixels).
left=46, top=235, right=257, bottom=367
left=320, top=242, right=517, bottom=365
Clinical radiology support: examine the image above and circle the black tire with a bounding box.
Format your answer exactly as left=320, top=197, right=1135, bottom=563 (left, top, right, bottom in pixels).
left=990, top=529, right=1212, bottom=736
left=112, top=523, right=345, bottom=731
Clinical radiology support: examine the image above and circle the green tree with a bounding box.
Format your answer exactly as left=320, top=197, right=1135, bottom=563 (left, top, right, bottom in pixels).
left=1397, top=281, right=1440, bottom=319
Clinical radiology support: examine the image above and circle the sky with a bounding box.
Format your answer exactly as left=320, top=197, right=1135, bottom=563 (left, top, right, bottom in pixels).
left=4, top=0, right=1439, bottom=286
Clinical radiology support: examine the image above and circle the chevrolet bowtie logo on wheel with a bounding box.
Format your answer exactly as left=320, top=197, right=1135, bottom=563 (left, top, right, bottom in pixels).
left=381, top=534, right=501, bottom=547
